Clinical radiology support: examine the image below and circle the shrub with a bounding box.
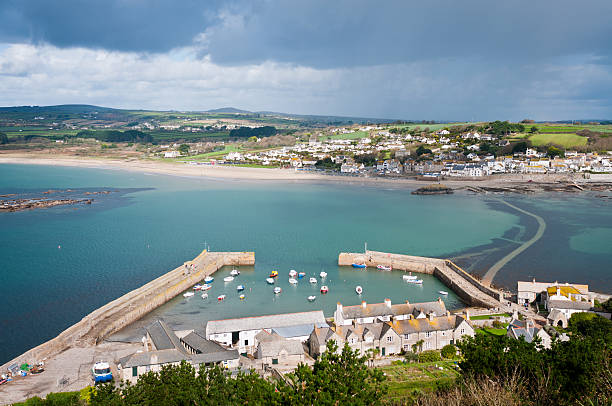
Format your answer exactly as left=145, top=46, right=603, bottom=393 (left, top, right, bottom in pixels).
left=441, top=344, right=457, bottom=359
left=492, top=319, right=503, bottom=329
left=418, top=350, right=442, bottom=363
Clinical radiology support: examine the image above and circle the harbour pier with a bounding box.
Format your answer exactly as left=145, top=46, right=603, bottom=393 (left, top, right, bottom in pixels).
left=0, top=250, right=254, bottom=373
left=339, top=250, right=505, bottom=308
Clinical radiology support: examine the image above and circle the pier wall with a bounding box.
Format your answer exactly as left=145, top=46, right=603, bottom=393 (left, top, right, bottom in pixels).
left=1, top=250, right=254, bottom=373
left=338, top=251, right=502, bottom=309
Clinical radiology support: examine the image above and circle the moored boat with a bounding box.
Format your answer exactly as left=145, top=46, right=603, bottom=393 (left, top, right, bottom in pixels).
left=269, top=270, right=279, bottom=278
left=239, top=294, right=246, bottom=300
left=377, top=265, right=392, bottom=271
left=352, top=263, right=366, bottom=269
left=405, top=279, right=423, bottom=285
left=204, top=276, right=214, bottom=283
left=355, top=286, right=363, bottom=295
left=438, top=290, right=448, bottom=295
left=320, top=285, right=329, bottom=294
left=289, top=278, right=298, bottom=285
left=308, top=295, right=316, bottom=302
left=298, top=272, right=306, bottom=279
left=402, top=274, right=418, bottom=281
left=309, top=277, right=317, bottom=284
left=237, top=285, right=245, bottom=291
left=273, top=287, right=282, bottom=294
left=320, top=271, right=327, bottom=278
left=266, top=277, right=275, bottom=284
left=223, top=276, right=234, bottom=282
left=183, top=291, right=194, bottom=298
left=289, top=269, right=298, bottom=277
left=193, top=284, right=203, bottom=291
left=217, top=294, right=226, bottom=301
left=201, top=293, right=208, bottom=299
left=230, top=269, right=240, bottom=276
left=201, top=284, right=212, bottom=291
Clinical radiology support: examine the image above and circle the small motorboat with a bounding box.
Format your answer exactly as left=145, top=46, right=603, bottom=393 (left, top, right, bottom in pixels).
left=308, top=295, right=316, bottom=302
left=377, top=265, right=392, bottom=271
left=223, top=276, right=234, bottom=282
left=237, top=285, right=245, bottom=292
left=273, top=287, right=282, bottom=294
left=217, top=294, right=226, bottom=301
left=204, top=276, right=214, bottom=283
left=201, top=293, right=208, bottom=299
left=201, top=284, right=212, bottom=291
left=320, top=271, right=327, bottom=278
left=438, top=290, right=449, bottom=295
left=403, top=274, right=418, bottom=281
left=309, top=277, right=317, bottom=284
left=320, top=285, right=329, bottom=294
left=289, top=269, right=298, bottom=277
left=298, top=272, right=306, bottom=279
left=239, top=294, right=246, bottom=300
left=355, top=286, right=363, bottom=295
left=405, top=279, right=423, bottom=285
left=193, top=284, right=203, bottom=291
left=266, top=277, right=275, bottom=284
left=230, top=269, right=240, bottom=276
left=183, top=292, right=194, bottom=298
left=289, top=278, right=298, bottom=285
left=269, top=270, right=279, bottom=278
left=352, top=263, right=366, bottom=269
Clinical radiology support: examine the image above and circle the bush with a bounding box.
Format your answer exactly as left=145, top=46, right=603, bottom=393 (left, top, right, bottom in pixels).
left=441, top=344, right=457, bottom=359
left=492, top=320, right=503, bottom=328
left=418, top=350, right=442, bottom=363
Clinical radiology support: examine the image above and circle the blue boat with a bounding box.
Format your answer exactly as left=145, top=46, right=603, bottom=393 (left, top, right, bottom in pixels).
left=237, top=285, right=245, bottom=292
left=352, top=263, right=366, bottom=268
left=298, top=272, right=306, bottom=279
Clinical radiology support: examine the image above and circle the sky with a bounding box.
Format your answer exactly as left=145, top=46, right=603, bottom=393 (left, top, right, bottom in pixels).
left=1, top=0, right=611, bottom=121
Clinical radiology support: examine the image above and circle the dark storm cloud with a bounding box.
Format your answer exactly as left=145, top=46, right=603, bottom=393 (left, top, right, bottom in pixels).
left=0, top=0, right=223, bottom=53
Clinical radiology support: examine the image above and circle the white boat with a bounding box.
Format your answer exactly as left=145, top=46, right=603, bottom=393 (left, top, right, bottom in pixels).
left=193, top=284, right=203, bottom=291
left=201, top=284, right=212, bottom=291
left=204, top=276, right=214, bottom=283
left=201, top=293, right=208, bottom=299
left=377, top=265, right=392, bottom=271
left=403, top=274, right=418, bottom=281
left=320, top=271, right=327, bottom=278
left=289, top=278, right=298, bottom=285
left=273, top=287, right=282, bottom=294
left=223, top=276, right=234, bottom=282
left=309, top=277, right=317, bottom=284
left=230, top=269, right=240, bottom=276
left=237, top=285, right=245, bottom=291
left=438, top=290, right=449, bottom=295
left=320, top=285, right=329, bottom=294
left=217, top=294, right=226, bottom=301
left=183, top=292, right=194, bottom=298
left=289, top=269, right=298, bottom=277
left=405, top=279, right=423, bottom=285
left=239, top=294, right=246, bottom=300
left=266, top=278, right=275, bottom=284
left=355, top=286, right=363, bottom=295
left=308, top=295, right=316, bottom=302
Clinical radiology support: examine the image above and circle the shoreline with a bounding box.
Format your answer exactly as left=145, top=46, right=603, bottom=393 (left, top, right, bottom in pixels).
left=2, top=153, right=612, bottom=189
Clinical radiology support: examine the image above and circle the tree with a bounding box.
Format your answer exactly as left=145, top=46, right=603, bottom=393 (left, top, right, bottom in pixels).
left=0, top=132, right=8, bottom=144
left=178, top=144, right=190, bottom=155
left=511, top=141, right=529, bottom=154
left=529, top=126, right=539, bottom=133
left=416, top=146, right=432, bottom=156
left=282, top=341, right=387, bottom=405
left=547, top=146, right=564, bottom=158
left=441, top=344, right=457, bottom=359
left=412, top=339, right=424, bottom=353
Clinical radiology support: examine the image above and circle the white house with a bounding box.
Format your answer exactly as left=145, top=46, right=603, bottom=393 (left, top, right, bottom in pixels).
left=164, top=151, right=180, bottom=158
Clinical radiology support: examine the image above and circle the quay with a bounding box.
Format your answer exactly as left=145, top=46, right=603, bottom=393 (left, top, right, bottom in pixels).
left=339, top=250, right=506, bottom=309
left=0, top=250, right=254, bottom=374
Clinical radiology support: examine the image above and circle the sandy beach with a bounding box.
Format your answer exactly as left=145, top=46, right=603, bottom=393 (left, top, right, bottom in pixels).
left=1, top=152, right=611, bottom=188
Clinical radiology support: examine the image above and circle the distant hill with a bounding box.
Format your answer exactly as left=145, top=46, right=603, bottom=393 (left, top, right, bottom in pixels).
left=206, top=107, right=252, bottom=114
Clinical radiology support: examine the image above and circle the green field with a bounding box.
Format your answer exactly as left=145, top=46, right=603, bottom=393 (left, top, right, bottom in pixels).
left=470, top=313, right=511, bottom=320
left=528, top=133, right=588, bottom=148
left=381, top=361, right=460, bottom=403
left=327, top=130, right=369, bottom=140
left=476, top=327, right=507, bottom=336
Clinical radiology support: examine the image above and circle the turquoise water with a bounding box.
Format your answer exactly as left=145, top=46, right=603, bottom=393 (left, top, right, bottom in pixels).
left=1, top=163, right=610, bottom=363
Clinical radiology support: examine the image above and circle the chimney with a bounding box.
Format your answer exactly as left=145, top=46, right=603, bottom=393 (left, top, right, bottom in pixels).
left=532, top=277, right=536, bottom=283
left=465, top=310, right=470, bottom=320
left=512, top=309, right=519, bottom=320
left=384, top=298, right=392, bottom=308
left=405, top=300, right=410, bottom=305
left=446, top=310, right=450, bottom=317
left=556, top=286, right=561, bottom=297
left=362, top=301, right=367, bottom=309
left=337, top=302, right=343, bottom=314
left=438, top=297, right=443, bottom=305
left=428, top=312, right=434, bottom=321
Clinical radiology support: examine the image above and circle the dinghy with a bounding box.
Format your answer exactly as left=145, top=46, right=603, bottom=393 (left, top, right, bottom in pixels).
left=308, top=295, right=316, bottom=302
left=355, top=286, right=363, bottom=295
left=183, top=291, right=194, bottom=298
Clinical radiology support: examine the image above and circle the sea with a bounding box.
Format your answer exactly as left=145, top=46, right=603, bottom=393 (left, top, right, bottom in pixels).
left=0, top=163, right=611, bottom=363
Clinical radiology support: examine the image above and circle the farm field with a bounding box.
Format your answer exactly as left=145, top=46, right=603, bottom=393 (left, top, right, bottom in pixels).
left=529, top=124, right=612, bottom=133
left=381, top=361, right=460, bottom=402
left=327, top=130, right=369, bottom=140
left=528, top=133, right=588, bottom=148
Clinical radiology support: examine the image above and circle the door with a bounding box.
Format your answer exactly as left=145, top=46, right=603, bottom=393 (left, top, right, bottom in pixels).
left=382, top=347, right=386, bottom=356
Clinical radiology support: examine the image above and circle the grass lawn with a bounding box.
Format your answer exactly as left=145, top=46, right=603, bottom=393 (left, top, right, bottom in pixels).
left=327, top=130, right=369, bottom=140
left=380, top=361, right=460, bottom=403
left=184, top=145, right=243, bottom=160
left=470, top=313, right=511, bottom=320
left=528, top=133, right=588, bottom=148
left=476, top=327, right=507, bottom=336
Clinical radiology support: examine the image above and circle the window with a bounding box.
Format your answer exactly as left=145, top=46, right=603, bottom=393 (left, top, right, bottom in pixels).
left=244, top=339, right=249, bottom=346
left=272, top=358, right=278, bottom=365
left=386, top=336, right=393, bottom=342
left=425, top=332, right=431, bottom=338
left=132, top=367, right=138, bottom=377
left=460, top=328, right=465, bottom=334
left=403, top=334, right=410, bottom=339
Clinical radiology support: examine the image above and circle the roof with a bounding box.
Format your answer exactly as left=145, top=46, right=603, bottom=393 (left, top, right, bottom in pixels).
left=547, top=285, right=583, bottom=298
left=340, top=300, right=446, bottom=320
left=256, top=332, right=305, bottom=358
left=334, top=322, right=385, bottom=341
left=206, top=311, right=326, bottom=335
left=146, top=320, right=186, bottom=352
left=390, top=315, right=467, bottom=335
left=507, top=318, right=549, bottom=343
left=548, top=300, right=593, bottom=311
left=272, top=322, right=328, bottom=339
left=517, top=281, right=589, bottom=294
left=181, top=331, right=233, bottom=355
left=311, top=326, right=339, bottom=345
left=119, top=349, right=187, bottom=368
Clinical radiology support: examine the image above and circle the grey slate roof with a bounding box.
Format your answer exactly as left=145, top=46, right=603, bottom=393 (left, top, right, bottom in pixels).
left=256, top=332, right=305, bottom=358
left=390, top=315, right=464, bottom=335
left=341, top=300, right=446, bottom=320
left=206, top=311, right=326, bottom=335
left=119, top=349, right=187, bottom=368
left=146, top=320, right=185, bottom=352
left=548, top=300, right=593, bottom=311
left=507, top=318, right=549, bottom=344
left=272, top=322, right=328, bottom=339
